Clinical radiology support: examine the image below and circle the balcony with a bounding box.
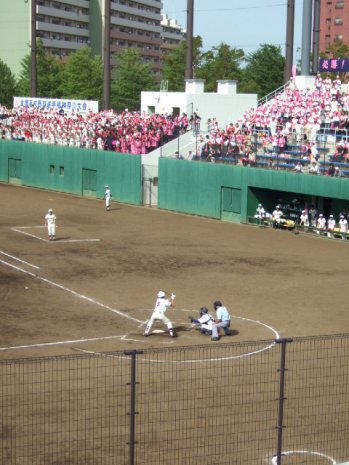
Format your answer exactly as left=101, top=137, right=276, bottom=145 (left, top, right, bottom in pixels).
left=37, top=21, right=89, bottom=37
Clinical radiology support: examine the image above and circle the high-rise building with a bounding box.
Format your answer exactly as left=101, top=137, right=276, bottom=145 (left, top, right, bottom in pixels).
left=161, top=14, right=186, bottom=52
left=0, top=0, right=185, bottom=77
left=319, top=0, right=349, bottom=51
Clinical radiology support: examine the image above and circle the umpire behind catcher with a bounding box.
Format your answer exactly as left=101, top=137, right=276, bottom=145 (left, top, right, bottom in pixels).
left=211, top=301, right=232, bottom=341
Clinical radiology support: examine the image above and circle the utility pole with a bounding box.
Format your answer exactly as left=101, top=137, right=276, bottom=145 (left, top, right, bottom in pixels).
left=301, top=0, right=312, bottom=76
left=102, top=0, right=111, bottom=110
left=185, top=0, right=194, bottom=80
left=30, top=0, right=37, bottom=97
left=284, top=0, right=295, bottom=83
left=312, top=0, right=321, bottom=74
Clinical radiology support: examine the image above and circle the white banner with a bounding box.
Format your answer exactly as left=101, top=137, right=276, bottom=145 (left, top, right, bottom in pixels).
left=13, top=97, right=99, bottom=113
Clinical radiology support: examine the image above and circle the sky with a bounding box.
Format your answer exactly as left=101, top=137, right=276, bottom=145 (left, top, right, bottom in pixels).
left=161, top=0, right=304, bottom=61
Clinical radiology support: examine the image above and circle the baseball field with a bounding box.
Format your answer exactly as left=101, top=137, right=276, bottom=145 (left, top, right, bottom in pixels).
left=1, top=182, right=348, bottom=359
left=1, top=182, right=349, bottom=465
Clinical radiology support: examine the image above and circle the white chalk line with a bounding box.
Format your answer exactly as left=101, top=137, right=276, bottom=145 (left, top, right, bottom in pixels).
left=271, top=449, right=337, bottom=464
left=55, top=314, right=280, bottom=364
left=0, top=253, right=280, bottom=362
left=0, top=258, right=143, bottom=326
left=0, top=250, right=40, bottom=269
left=11, top=227, right=48, bottom=242
left=0, top=335, right=142, bottom=351
left=11, top=226, right=100, bottom=243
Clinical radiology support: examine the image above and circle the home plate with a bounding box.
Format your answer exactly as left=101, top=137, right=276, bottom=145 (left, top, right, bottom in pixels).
left=152, top=329, right=166, bottom=334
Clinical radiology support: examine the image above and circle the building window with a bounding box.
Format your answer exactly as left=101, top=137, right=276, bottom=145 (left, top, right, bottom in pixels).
left=335, top=2, right=344, bottom=8
left=59, top=166, right=64, bottom=176
left=49, top=165, right=55, bottom=175
left=334, top=17, right=344, bottom=25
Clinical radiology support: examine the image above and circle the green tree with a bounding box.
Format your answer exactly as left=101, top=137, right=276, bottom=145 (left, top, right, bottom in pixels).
left=320, top=40, right=349, bottom=59
left=0, top=58, right=17, bottom=107
left=240, top=44, right=285, bottom=98
left=17, top=39, right=64, bottom=97
left=161, top=36, right=203, bottom=91
left=61, top=46, right=102, bottom=102
left=319, top=40, right=349, bottom=80
left=111, top=48, right=157, bottom=111
left=195, top=43, right=244, bottom=92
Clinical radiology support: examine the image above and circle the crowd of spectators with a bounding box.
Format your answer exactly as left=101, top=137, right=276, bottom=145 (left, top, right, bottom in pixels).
left=0, top=105, right=190, bottom=154
left=1, top=73, right=349, bottom=161
left=197, top=73, right=349, bottom=164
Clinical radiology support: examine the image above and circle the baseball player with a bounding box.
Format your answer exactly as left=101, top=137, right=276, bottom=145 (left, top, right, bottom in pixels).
left=211, top=300, right=232, bottom=341
left=272, top=205, right=283, bottom=229
left=104, top=185, right=112, bottom=211
left=339, top=214, right=348, bottom=240
left=254, top=204, right=266, bottom=223
left=327, top=214, right=336, bottom=238
left=143, top=291, right=176, bottom=337
left=188, top=307, right=215, bottom=335
left=316, top=213, right=326, bottom=236
left=45, top=208, right=56, bottom=241
left=299, top=210, right=309, bottom=231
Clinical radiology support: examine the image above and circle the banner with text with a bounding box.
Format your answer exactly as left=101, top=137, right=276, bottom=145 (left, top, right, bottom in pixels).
left=13, top=97, right=99, bottom=113
left=319, top=58, right=349, bottom=73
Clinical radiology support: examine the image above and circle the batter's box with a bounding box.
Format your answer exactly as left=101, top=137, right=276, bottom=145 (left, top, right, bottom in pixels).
left=11, top=226, right=100, bottom=243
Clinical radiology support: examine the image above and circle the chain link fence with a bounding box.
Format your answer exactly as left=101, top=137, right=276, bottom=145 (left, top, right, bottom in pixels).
left=1, top=335, right=349, bottom=465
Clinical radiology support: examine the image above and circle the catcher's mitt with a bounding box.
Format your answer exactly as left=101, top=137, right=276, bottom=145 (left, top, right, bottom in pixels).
left=188, top=315, right=194, bottom=322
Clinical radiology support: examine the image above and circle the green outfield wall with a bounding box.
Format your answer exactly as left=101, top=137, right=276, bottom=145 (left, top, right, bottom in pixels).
left=2, top=140, right=349, bottom=219
left=158, top=158, right=349, bottom=221
left=0, top=140, right=142, bottom=205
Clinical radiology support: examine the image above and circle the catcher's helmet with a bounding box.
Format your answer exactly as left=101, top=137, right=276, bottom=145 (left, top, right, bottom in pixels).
left=157, top=291, right=165, bottom=298
left=199, top=307, right=208, bottom=315
left=213, top=300, right=222, bottom=310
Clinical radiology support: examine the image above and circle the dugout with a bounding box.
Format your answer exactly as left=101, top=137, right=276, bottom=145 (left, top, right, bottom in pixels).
left=248, top=188, right=347, bottom=221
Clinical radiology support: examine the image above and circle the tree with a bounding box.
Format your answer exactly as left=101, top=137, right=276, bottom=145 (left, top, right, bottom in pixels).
left=61, top=46, right=103, bottom=102
left=16, top=39, right=64, bottom=98
left=319, top=40, right=349, bottom=80
left=0, top=58, right=17, bottom=107
left=240, top=44, right=285, bottom=98
left=320, top=40, right=349, bottom=59
left=161, top=36, right=203, bottom=91
left=195, top=43, right=244, bottom=92
left=111, top=48, right=157, bottom=111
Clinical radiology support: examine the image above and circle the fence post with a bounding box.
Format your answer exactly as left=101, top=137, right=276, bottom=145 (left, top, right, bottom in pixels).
left=275, top=338, right=293, bottom=465
left=125, top=349, right=143, bottom=465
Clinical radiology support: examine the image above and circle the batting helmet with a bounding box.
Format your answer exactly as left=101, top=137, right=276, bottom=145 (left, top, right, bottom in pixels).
left=213, top=301, right=222, bottom=310
left=199, top=307, right=208, bottom=315
left=157, top=291, right=165, bottom=298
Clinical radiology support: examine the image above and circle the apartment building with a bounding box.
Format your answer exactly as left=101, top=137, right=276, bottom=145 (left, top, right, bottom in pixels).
left=319, top=0, right=349, bottom=51
left=0, top=0, right=185, bottom=77
left=161, top=14, right=186, bottom=52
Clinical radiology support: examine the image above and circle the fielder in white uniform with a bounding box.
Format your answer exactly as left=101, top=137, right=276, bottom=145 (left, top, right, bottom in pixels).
left=211, top=300, right=232, bottom=341
left=104, top=185, right=112, bottom=211
left=45, top=208, right=56, bottom=241
left=144, top=291, right=176, bottom=337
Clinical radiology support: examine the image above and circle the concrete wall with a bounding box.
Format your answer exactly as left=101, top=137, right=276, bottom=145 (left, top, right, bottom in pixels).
left=141, top=79, right=257, bottom=129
